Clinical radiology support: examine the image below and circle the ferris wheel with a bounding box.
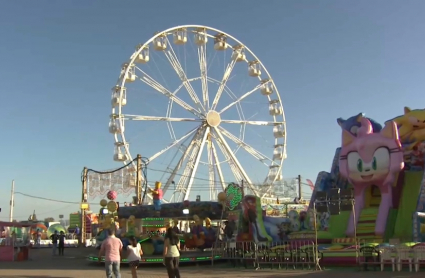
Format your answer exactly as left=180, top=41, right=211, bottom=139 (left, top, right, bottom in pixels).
left=109, top=25, right=287, bottom=203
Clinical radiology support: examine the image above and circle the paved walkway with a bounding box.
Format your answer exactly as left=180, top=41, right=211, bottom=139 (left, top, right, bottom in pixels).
left=0, top=247, right=424, bottom=277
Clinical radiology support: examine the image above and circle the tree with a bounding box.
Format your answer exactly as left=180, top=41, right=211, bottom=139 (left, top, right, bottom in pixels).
left=44, top=217, right=55, bottom=222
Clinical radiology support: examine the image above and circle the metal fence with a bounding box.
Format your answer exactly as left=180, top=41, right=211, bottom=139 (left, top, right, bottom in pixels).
left=211, top=240, right=321, bottom=270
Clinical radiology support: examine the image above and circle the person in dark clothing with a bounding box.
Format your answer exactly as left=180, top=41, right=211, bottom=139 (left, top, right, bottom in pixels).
left=224, top=220, right=235, bottom=242
left=58, top=231, right=66, bottom=256
left=163, top=227, right=180, bottom=278
left=50, top=231, right=59, bottom=256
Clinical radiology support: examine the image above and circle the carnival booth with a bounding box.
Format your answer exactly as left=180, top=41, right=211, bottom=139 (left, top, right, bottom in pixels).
left=0, top=221, right=31, bottom=261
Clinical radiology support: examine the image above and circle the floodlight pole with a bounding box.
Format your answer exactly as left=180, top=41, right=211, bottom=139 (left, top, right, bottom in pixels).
left=81, top=167, right=89, bottom=246
left=9, top=180, right=15, bottom=222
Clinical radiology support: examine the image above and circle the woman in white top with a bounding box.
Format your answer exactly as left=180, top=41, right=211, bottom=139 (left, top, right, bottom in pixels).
left=163, top=227, right=181, bottom=278
left=127, top=236, right=143, bottom=278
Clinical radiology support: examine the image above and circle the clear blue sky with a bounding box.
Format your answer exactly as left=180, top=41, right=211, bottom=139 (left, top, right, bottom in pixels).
left=1, top=0, right=424, bottom=221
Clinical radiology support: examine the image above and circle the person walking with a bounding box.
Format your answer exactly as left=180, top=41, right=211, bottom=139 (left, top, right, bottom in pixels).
left=74, top=224, right=80, bottom=245
left=163, top=227, right=181, bottom=278
left=99, top=229, right=123, bottom=278
left=50, top=231, right=58, bottom=256
left=58, top=231, right=66, bottom=256
left=36, top=229, right=41, bottom=248
left=126, top=236, right=143, bottom=278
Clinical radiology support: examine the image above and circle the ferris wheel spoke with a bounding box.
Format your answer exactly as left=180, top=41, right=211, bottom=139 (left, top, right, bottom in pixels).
left=217, top=126, right=272, bottom=166
left=198, top=43, right=209, bottom=109
left=218, top=81, right=268, bottom=114
left=210, top=56, right=238, bottom=110
left=162, top=128, right=202, bottom=196
left=148, top=126, right=199, bottom=163
left=213, top=127, right=259, bottom=196
left=136, top=66, right=204, bottom=118
left=122, top=114, right=202, bottom=123
left=163, top=37, right=205, bottom=113
left=211, top=141, right=226, bottom=192
left=221, top=119, right=281, bottom=126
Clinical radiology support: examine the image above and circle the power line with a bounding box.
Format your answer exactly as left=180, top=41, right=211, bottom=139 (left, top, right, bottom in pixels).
left=0, top=205, right=74, bottom=220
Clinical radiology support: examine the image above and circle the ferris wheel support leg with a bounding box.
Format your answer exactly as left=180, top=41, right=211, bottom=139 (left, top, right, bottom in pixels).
left=211, top=141, right=226, bottom=192
left=207, top=134, right=215, bottom=200
left=175, top=136, right=202, bottom=202
left=213, top=133, right=243, bottom=183
left=213, top=127, right=260, bottom=196
left=183, top=126, right=210, bottom=201
left=163, top=130, right=200, bottom=197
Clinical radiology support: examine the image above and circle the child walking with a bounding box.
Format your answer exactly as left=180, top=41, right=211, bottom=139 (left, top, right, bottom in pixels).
left=127, top=236, right=143, bottom=278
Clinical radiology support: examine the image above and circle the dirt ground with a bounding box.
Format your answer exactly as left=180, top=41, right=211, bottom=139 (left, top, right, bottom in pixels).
left=0, top=247, right=423, bottom=278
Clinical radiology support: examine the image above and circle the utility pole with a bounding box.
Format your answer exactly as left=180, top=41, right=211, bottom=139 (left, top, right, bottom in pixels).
left=298, top=175, right=302, bottom=200
left=9, top=180, right=15, bottom=222
left=136, top=154, right=142, bottom=205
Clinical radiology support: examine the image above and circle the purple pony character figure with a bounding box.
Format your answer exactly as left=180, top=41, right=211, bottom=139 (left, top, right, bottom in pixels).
left=337, top=113, right=382, bottom=136
left=339, top=118, right=404, bottom=236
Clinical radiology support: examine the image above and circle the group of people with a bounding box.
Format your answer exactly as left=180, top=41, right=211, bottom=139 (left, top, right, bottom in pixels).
left=98, top=227, right=180, bottom=278
left=49, top=230, right=66, bottom=256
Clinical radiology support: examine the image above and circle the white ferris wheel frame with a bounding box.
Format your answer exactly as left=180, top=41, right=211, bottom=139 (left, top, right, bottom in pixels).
left=110, top=25, right=287, bottom=202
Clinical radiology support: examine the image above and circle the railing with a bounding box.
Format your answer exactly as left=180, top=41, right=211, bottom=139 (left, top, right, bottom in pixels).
left=212, top=240, right=321, bottom=270
left=358, top=241, right=425, bottom=272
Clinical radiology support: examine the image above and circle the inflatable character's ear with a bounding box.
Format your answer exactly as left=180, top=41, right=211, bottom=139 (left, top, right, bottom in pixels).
left=355, top=113, right=364, bottom=122
left=381, top=121, right=398, bottom=139
left=342, top=130, right=355, bottom=146
left=404, top=107, right=411, bottom=114
left=337, top=118, right=345, bottom=127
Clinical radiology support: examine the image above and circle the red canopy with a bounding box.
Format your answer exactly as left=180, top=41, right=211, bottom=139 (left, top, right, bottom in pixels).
left=0, top=221, right=32, bottom=228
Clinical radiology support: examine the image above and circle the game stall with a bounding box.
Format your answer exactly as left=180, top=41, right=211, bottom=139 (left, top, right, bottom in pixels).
left=0, top=221, right=31, bottom=262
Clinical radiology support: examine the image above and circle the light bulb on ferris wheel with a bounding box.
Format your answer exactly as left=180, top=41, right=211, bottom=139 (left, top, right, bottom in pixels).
left=109, top=25, right=287, bottom=202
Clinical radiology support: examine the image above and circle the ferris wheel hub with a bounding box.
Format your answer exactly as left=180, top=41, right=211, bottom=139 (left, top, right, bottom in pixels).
left=206, top=110, right=221, bottom=127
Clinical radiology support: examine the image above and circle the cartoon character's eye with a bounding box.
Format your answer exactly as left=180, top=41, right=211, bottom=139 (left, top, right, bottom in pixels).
left=372, top=147, right=390, bottom=170
left=347, top=152, right=362, bottom=173
left=357, top=159, right=363, bottom=172
left=350, top=126, right=359, bottom=135
left=372, top=157, right=377, bottom=170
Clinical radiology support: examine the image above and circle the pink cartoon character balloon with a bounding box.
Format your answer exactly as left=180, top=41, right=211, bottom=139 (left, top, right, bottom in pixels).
left=339, top=118, right=404, bottom=236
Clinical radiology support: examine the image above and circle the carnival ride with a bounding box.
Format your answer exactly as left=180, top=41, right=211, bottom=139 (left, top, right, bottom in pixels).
left=236, top=108, right=425, bottom=267
left=88, top=185, right=240, bottom=264
left=108, top=25, right=287, bottom=203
